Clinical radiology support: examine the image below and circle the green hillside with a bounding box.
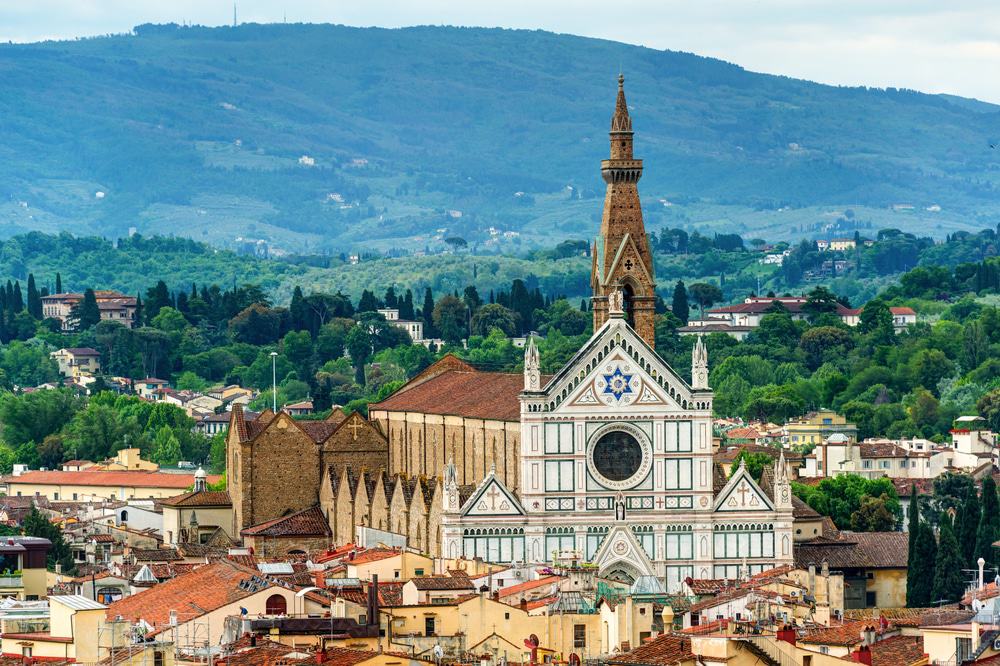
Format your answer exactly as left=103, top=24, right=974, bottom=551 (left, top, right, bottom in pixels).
left=2, top=23, right=999, bottom=253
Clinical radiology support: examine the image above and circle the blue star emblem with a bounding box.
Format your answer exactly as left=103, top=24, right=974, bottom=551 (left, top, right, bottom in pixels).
left=602, top=367, right=633, bottom=401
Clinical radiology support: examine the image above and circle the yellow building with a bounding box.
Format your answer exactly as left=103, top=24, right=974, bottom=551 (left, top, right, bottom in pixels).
left=159, top=472, right=235, bottom=546
left=1, top=468, right=221, bottom=502
left=96, top=447, right=159, bottom=471
left=50, top=347, right=102, bottom=378
left=345, top=550, right=435, bottom=582
left=0, top=594, right=106, bottom=663
left=784, top=410, right=858, bottom=447
left=0, top=536, right=51, bottom=600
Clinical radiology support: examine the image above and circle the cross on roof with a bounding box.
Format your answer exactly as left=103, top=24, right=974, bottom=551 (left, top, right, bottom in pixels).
left=348, top=419, right=364, bottom=440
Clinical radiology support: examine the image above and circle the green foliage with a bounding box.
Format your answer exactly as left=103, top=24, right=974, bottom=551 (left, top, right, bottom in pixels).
left=729, top=450, right=772, bottom=481
left=908, top=520, right=937, bottom=607
left=976, top=477, right=1000, bottom=569
left=792, top=475, right=901, bottom=531
left=0, top=389, right=82, bottom=449
left=22, top=505, right=74, bottom=573
left=932, top=515, right=966, bottom=604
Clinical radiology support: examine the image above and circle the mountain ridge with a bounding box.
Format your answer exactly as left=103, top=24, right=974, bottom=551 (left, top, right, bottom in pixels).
left=2, top=22, right=999, bottom=252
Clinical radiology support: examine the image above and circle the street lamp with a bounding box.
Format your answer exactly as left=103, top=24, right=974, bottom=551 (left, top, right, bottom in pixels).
left=270, top=351, right=278, bottom=412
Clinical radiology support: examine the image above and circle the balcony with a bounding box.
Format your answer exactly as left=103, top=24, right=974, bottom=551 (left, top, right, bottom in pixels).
left=0, top=574, right=23, bottom=588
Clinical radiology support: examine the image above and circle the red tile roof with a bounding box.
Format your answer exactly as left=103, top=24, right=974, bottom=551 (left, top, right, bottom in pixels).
left=800, top=620, right=878, bottom=647
left=370, top=369, right=529, bottom=421
left=3, top=469, right=220, bottom=489
left=794, top=531, right=908, bottom=569
left=159, top=490, right=232, bottom=507
left=408, top=575, right=476, bottom=591
left=498, top=575, right=562, bottom=599
left=607, top=634, right=693, bottom=666
left=241, top=506, right=331, bottom=538
left=347, top=548, right=402, bottom=564
left=108, top=560, right=270, bottom=631
left=868, top=635, right=926, bottom=666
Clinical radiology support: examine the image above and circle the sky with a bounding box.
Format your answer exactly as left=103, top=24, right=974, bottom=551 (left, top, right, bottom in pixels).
left=3, top=0, right=1000, bottom=102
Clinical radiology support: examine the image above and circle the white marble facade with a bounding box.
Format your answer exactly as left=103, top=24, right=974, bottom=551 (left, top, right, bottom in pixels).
left=441, top=311, right=794, bottom=591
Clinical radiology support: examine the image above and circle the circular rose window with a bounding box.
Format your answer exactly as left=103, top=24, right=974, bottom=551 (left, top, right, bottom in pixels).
left=587, top=424, right=651, bottom=490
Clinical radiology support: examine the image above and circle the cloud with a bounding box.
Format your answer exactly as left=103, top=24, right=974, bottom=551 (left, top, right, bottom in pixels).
left=2, top=0, right=999, bottom=101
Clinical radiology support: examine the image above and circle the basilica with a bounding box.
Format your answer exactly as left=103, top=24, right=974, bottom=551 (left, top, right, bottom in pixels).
left=227, top=76, right=792, bottom=589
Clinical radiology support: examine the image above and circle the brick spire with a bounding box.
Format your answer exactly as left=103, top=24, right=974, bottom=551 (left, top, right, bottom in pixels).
left=591, top=75, right=657, bottom=347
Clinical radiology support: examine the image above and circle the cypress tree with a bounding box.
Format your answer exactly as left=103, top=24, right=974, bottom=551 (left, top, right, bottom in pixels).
left=5, top=281, right=14, bottom=314
left=133, top=294, right=143, bottom=327
left=906, top=485, right=919, bottom=595
left=11, top=281, right=23, bottom=313
left=672, top=280, right=690, bottom=324
left=290, top=286, right=306, bottom=331
left=976, top=477, right=1000, bottom=568
left=74, top=288, right=101, bottom=330
left=957, top=485, right=981, bottom=568
left=422, top=288, right=436, bottom=338
left=400, top=290, right=415, bottom=320
left=932, top=514, right=966, bottom=604
left=26, top=273, right=41, bottom=319
left=909, top=521, right=937, bottom=607
left=55, top=272, right=62, bottom=294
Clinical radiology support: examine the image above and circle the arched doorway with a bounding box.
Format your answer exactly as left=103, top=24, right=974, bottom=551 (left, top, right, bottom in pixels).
left=621, top=283, right=636, bottom=329
left=265, top=594, right=287, bottom=615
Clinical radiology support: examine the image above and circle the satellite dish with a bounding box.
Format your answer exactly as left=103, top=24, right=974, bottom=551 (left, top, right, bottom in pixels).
left=973, top=599, right=984, bottom=612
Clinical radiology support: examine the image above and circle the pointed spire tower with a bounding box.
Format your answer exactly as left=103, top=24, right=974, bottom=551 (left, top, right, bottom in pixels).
left=592, top=75, right=656, bottom=347
left=523, top=336, right=541, bottom=391
left=691, top=335, right=709, bottom=390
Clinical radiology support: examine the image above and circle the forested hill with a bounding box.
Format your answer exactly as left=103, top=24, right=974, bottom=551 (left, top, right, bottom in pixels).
left=2, top=23, right=999, bottom=252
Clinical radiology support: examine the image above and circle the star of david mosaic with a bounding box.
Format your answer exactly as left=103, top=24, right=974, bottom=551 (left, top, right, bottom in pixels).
left=602, top=367, right=633, bottom=401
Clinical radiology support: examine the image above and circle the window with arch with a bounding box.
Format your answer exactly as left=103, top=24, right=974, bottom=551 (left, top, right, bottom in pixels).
left=265, top=594, right=287, bottom=615
left=622, top=283, right=636, bottom=328
left=119, top=510, right=128, bottom=523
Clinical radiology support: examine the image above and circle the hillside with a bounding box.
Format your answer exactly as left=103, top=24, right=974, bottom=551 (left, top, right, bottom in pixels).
left=2, top=23, right=1000, bottom=253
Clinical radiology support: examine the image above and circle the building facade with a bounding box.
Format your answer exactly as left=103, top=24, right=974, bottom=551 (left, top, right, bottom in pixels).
left=438, top=78, right=793, bottom=590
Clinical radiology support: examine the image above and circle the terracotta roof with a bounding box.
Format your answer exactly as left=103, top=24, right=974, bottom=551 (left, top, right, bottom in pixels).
left=890, top=307, right=917, bottom=316
left=60, top=347, right=101, bottom=356
left=108, top=560, right=269, bottom=630
left=409, top=575, right=475, bottom=591
left=799, top=620, right=877, bottom=647
left=159, top=490, right=232, bottom=507
left=723, top=427, right=766, bottom=441
left=792, top=495, right=821, bottom=519
left=498, top=575, right=562, bottom=599
left=241, top=506, right=331, bottom=538
left=859, top=442, right=910, bottom=458
left=370, top=369, right=529, bottom=421
left=215, top=636, right=313, bottom=665
left=794, top=531, right=908, bottom=569
left=869, top=635, right=926, bottom=666
left=2, top=469, right=220, bottom=489
left=132, top=547, right=181, bottom=562
left=963, top=581, right=1000, bottom=605
left=684, top=578, right=734, bottom=596
left=607, top=634, right=693, bottom=666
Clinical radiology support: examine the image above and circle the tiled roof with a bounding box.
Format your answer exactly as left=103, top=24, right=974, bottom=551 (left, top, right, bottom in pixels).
left=61, top=347, right=101, bottom=356
left=215, top=636, right=313, bottom=665
left=159, top=489, right=232, bottom=507
left=723, top=427, right=766, bottom=441
left=498, top=575, right=562, bottom=599
left=890, top=307, right=917, bottom=316
left=132, top=547, right=181, bottom=562
left=859, top=442, right=910, bottom=458
left=108, top=560, right=267, bottom=630
left=2, top=469, right=220, bottom=489
left=963, top=581, right=1000, bottom=605
left=869, top=635, right=926, bottom=666
left=799, top=620, right=877, bottom=646
left=241, top=506, right=331, bottom=538
left=684, top=579, right=733, bottom=596
left=370, top=369, right=528, bottom=421
left=409, top=575, right=475, bottom=591
left=607, top=634, right=693, bottom=666
left=792, top=495, right=821, bottom=519
left=347, top=548, right=401, bottom=565
left=794, top=531, right=908, bottom=569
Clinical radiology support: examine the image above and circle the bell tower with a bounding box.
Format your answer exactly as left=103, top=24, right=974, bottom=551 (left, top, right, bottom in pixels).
left=591, top=75, right=656, bottom=347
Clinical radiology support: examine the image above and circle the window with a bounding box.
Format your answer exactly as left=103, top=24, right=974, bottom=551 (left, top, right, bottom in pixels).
left=956, top=638, right=972, bottom=663
left=154, top=652, right=164, bottom=666
left=544, top=460, right=574, bottom=492
left=505, top=612, right=510, bottom=620
left=592, top=431, right=643, bottom=482
left=121, top=510, right=129, bottom=522
left=359, top=614, right=367, bottom=625
left=664, top=459, right=693, bottom=489
left=544, top=423, right=574, bottom=454
left=865, top=591, right=877, bottom=607
left=425, top=617, right=436, bottom=636
left=879, top=460, right=889, bottom=469
left=665, top=533, right=693, bottom=560
left=394, top=570, right=401, bottom=579
left=862, top=460, right=872, bottom=469
left=73, top=493, right=78, bottom=501
left=414, top=569, right=424, bottom=576
left=820, top=646, right=830, bottom=655
left=574, top=624, right=586, bottom=648
left=265, top=594, right=287, bottom=615
left=53, top=493, right=59, bottom=500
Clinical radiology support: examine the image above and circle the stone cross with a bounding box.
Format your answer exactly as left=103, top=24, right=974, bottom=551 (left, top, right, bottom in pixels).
left=348, top=419, right=364, bottom=440
left=485, top=486, right=502, bottom=509
left=737, top=482, right=750, bottom=505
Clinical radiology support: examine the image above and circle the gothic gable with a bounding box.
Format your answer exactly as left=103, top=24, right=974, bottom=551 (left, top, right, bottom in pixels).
left=713, top=463, right=774, bottom=513
left=601, top=233, right=655, bottom=293
left=591, top=525, right=656, bottom=580
left=461, top=473, right=525, bottom=517
left=533, top=319, right=710, bottom=415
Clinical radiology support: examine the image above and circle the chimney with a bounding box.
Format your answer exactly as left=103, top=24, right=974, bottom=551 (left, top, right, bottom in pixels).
left=979, top=558, right=986, bottom=590
left=852, top=645, right=873, bottom=666
left=520, top=598, right=528, bottom=612
left=316, top=649, right=328, bottom=664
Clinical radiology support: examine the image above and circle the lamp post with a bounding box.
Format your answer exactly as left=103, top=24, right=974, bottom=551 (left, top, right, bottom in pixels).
left=270, top=351, right=278, bottom=412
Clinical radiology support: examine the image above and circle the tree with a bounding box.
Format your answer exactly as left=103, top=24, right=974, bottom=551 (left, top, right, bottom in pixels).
left=150, top=426, right=182, bottom=466
left=850, top=493, right=897, bottom=531
left=729, top=450, right=772, bottom=481
left=151, top=306, right=189, bottom=333
left=0, top=390, right=82, bottom=448
left=144, top=280, right=171, bottom=324
left=976, top=477, right=1000, bottom=568
left=37, top=434, right=65, bottom=470
left=980, top=389, right=1000, bottom=433
left=799, top=326, right=853, bottom=370
left=345, top=324, right=373, bottom=385
left=859, top=299, right=895, bottom=341
left=908, top=520, right=937, bottom=607
left=26, top=273, right=41, bottom=319
left=54, top=272, right=62, bottom=295
left=22, top=505, right=74, bottom=573
left=962, top=320, right=989, bottom=372
left=471, top=303, right=518, bottom=337
left=671, top=281, right=689, bottom=324
left=906, top=484, right=920, bottom=604
left=688, top=282, right=722, bottom=318
left=433, top=295, right=468, bottom=343
left=802, top=286, right=840, bottom=321
left=932, top=514, right=966, bottom=604
left=72, top=288, right=101, bottom=330
left=957, top=485, right=981, bottom=568
left=421, top=288, right=437, bottom=338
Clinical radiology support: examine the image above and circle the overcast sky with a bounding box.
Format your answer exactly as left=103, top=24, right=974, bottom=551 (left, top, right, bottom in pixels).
left=3, top=0, right=1000, bottom=102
